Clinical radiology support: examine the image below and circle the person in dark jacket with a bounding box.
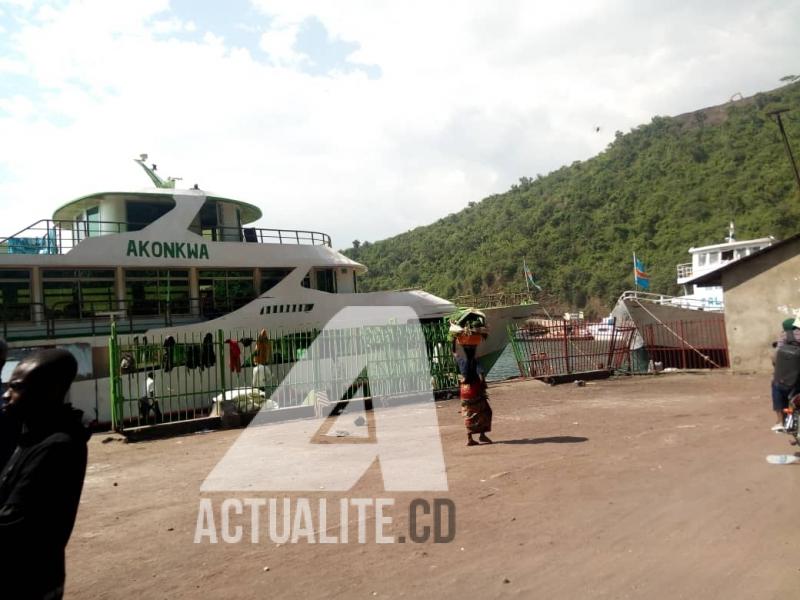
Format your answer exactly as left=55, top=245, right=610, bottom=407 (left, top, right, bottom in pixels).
left=0, top=338, right=19, bottom=471
left=0, top=348, right=90, bottom=600
left=0, top=338, right=6, bottom=388
left=771, top=317, right=800, bottom=431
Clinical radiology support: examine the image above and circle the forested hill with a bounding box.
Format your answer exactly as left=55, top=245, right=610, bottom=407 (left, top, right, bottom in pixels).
left=343, top=81, right=800, bottom=314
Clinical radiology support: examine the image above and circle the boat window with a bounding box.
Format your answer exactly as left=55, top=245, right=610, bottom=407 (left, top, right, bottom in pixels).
left=316, top=269, right=337, bottom=294
left=75, top=214, right=85, bottom=242
left=721, top=250, right=734, bottom=261
left=43, top=269, right=116, bottom=320
left=0, top=269, right=32, bottom=322
left=189, top=200, right=222, bottom=240
left=198, top=269, right=256, bottom=314
left=301, top=271, right=311, bottom=289
left=260, top=268, right=294, bottom=293
left=126, top=198, right=176, bottom=231
left=125, top=269, right=190, bottom=316
left=304, top=304, right=314, bottom=312
left=707, top=252, right=719, bottom=265
left=697, top=254, right=706, bottom=267
left=86, top=206, right=101, bottom=237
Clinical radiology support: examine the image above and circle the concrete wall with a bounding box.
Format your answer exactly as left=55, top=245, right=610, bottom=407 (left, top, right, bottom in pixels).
left=722, top=238, right=800, bottom=373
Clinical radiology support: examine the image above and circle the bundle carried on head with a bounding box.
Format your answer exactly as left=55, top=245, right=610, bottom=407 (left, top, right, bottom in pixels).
left=448, top=308, right=489, bottom=347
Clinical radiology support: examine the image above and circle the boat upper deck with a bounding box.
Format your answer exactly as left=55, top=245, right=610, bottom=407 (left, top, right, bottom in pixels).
left=0, top=219, right=331, bottom=255
left=2, top=157, right=334, bottom=256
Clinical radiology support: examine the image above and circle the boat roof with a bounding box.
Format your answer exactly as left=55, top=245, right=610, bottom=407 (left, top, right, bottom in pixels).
left=688, top=236, right=774, bottom=254
left=52, top=188, right=263, bottom=224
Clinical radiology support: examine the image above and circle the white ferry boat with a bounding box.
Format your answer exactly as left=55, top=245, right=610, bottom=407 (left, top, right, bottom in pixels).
left=614, top=224, right=773, bottom=355
left=0, top=157, right=532, bottom=425
left=618, top=223, right=773, bottom=311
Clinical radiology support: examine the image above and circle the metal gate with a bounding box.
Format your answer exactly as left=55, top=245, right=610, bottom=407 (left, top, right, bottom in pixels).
left=108, top=320, right=459, bottom=432
left=639, top=316, right=729, bottom=369
left=508, top=318, right=637, bottom=381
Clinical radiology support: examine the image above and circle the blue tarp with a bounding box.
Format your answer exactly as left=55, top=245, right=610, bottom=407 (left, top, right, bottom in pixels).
left=7, top=237, right=44, bottom=254
left=6, top=230, right=58, bottom=254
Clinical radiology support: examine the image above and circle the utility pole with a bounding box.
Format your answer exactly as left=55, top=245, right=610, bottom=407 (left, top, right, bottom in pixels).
left=767, top=108, right=800, bottom=198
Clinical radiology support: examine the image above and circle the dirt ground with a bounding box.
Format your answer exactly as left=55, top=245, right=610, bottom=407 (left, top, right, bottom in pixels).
left=67, top=371, right=800, bottom=599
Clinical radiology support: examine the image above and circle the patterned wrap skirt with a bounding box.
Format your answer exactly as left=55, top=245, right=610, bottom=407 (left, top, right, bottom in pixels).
left=460, top=382, right=492, bottom=434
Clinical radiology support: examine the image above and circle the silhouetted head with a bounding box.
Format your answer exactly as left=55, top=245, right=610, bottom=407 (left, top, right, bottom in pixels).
left=0, top=338, right=7, bottom=377
left=2, top=349, right=77, bottom=422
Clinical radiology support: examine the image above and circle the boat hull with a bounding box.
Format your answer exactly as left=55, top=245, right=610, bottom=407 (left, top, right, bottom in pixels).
left=615, top=297, right=729, bottom=369
left=477, top=304, right=539, bottom=371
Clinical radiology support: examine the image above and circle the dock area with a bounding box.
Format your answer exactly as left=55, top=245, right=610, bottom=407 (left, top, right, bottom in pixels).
left=69, top=371, right=798, bottom=599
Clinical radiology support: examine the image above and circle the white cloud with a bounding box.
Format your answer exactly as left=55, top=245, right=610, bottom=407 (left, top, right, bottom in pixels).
left=1, top=0, right=800, bottom=250
left=258, top=22, right=307, bottom=67
left=151, top=16, right=193, bottom=35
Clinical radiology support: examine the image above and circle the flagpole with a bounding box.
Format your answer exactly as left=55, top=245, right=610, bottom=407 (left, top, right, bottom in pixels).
left=633, top=251, right=638, bottom=291
left=523, top=257, right=531, bottom=293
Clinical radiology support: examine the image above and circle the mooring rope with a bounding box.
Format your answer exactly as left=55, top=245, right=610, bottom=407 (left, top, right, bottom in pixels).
left=630, top=298, right=723, bottom=369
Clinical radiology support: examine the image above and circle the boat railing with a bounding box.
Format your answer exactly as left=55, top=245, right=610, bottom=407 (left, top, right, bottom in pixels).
left=453, top=291, right=536, bottom=309
left=0, top=219, right=144, bottom=255
left=205, top=226, right=331, bottom=247
left=620, top=290, right=676, bottom=304
left=676, top=263, right=693, bottom=279
left=619, top=290, right=723, bottom=311
left=0, top=219, right=332, bottom=255
left=0, top=294, right=262, bottom=342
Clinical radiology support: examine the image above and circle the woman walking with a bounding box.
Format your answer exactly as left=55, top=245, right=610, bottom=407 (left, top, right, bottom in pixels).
left=457, top=344, right=493, bottom=446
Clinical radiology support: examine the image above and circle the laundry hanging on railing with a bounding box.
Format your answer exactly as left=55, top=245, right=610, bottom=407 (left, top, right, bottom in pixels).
left=255, top=329, right=272, bottom=365
left=201, top=333, right=216, bottom=368
left=227, top=339, right=242, bottom=373
left=162, top=336, right=176, bottom=373
left=185, top=344, right=203, bottom=370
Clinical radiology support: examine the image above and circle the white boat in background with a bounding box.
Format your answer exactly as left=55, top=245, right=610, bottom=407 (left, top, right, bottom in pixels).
left=616, top=222, right=773, bottom=318
left=0, top=157, right=533, bottom=425
left=587, top=317, right=617, bottom=341
left=613, top=223, right=773, bottom=362
left=673, top=222, right=773, bottom=310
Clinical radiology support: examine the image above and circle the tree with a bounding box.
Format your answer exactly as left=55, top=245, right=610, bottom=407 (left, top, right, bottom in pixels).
left=352, top=240, right=361, bottom=250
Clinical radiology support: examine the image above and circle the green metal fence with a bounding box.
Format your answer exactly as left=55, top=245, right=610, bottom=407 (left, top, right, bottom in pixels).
left=109, top=320, right=459, bottom=432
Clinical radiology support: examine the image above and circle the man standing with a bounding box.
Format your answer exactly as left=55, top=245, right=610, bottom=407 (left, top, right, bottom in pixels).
left=0, top=349, right=90, bottom=599
left=0, top=338, right=17, bottom=470
left=771, top=318, right=800, bottom=431
left=0, top=338, right=6, bottom=390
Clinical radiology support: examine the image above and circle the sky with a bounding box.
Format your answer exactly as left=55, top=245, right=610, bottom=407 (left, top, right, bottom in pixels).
left=1, top=0, right=799, bottom=250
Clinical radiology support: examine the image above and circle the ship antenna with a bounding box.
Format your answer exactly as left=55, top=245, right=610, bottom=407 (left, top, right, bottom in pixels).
left=727, top=221, right=735, bottom=243
left=133, top=154, right=177, bottom=189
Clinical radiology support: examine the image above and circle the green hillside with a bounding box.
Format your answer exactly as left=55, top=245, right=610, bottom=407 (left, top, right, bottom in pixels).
left=343, top=81, right=800, bottom=315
